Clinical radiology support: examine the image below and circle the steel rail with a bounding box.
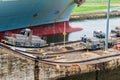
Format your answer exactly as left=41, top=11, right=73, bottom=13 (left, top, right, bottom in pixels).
left=1, top=42, right=120, bottom=66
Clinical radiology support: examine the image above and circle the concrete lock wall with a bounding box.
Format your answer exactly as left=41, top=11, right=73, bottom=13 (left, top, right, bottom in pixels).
left=1, top=47, right=120, bottom=80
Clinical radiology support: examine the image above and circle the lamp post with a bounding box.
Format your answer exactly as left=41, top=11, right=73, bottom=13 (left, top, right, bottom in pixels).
left=105, top=0, right=110, bottom=50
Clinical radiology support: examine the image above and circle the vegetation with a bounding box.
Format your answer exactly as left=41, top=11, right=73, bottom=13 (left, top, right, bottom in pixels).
left=85, top=0, right=120, bottom=4
left=72, top=0, right=120, bottom=15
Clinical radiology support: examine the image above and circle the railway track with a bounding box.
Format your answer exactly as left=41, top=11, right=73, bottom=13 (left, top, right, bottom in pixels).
left=1, top=42, right=120, bottom=66
left=4, top=40, right=86, bottom=55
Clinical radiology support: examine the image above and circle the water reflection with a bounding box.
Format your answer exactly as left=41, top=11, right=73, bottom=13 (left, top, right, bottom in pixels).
left=69, top=17, right=120, bottom=41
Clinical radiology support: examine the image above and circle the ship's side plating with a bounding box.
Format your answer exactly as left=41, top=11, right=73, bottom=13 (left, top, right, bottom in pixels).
left=0, top=0, right=78, bottom=31
left=0, top=0, right=84, bottom=43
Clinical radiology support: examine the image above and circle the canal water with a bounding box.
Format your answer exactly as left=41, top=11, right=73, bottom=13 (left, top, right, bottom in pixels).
left=69, top=17, right=120, bottom=41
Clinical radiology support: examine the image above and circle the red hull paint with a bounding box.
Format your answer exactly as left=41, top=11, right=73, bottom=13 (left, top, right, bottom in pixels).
left=0, top=21, right=83, bottom=41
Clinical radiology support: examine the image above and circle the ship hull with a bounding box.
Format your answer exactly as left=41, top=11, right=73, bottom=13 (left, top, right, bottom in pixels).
left=0, top=0, right=83, bottom=42
left=0, top=0, right=77, bottom=31
left=0, top=21, right=82, bottom=43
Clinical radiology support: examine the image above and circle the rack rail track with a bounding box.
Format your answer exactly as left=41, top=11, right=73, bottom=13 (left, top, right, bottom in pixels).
left=1, top=42, right=120, bottom=66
